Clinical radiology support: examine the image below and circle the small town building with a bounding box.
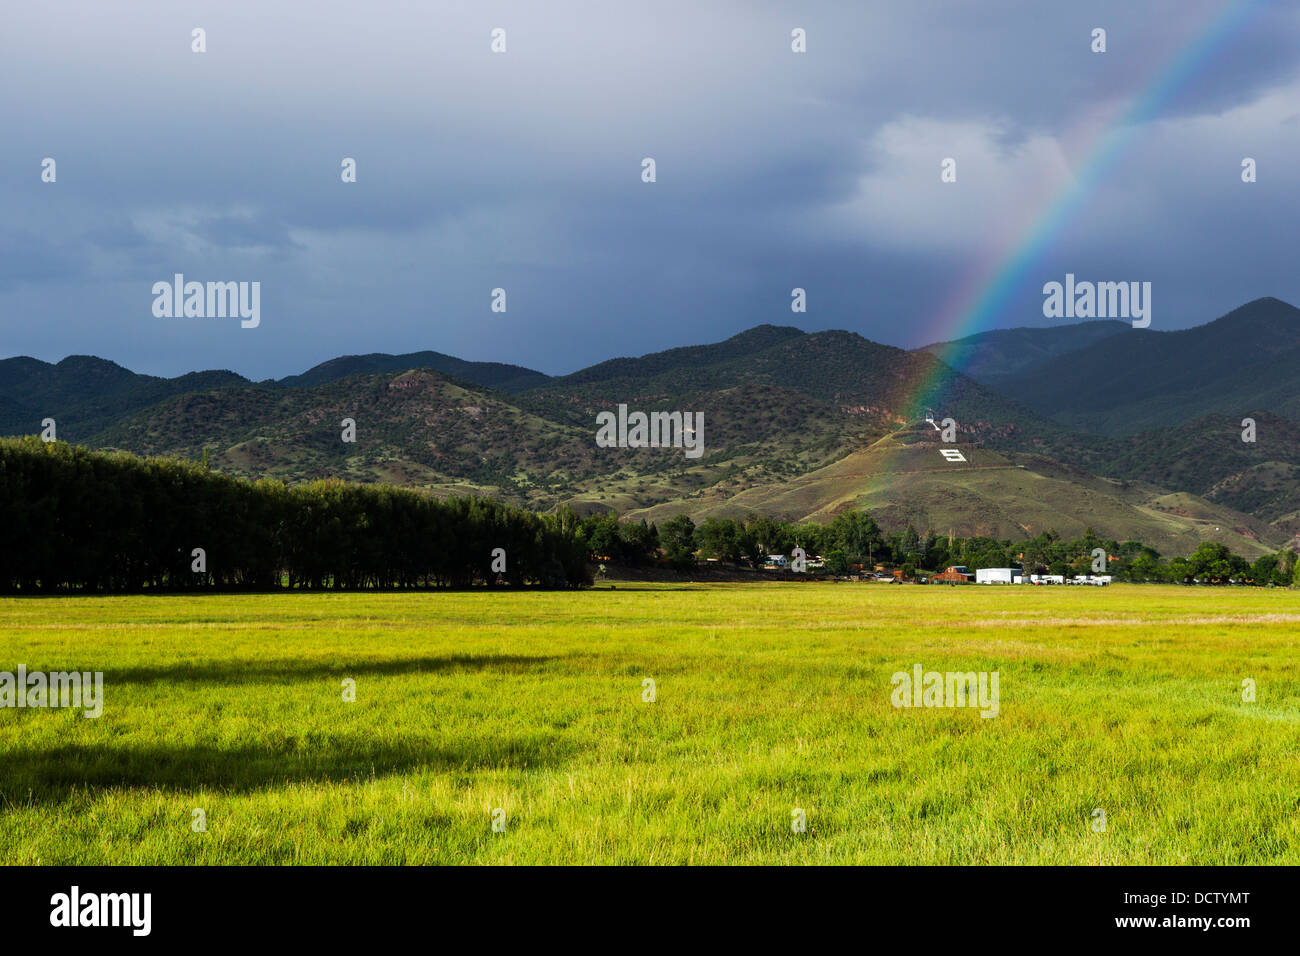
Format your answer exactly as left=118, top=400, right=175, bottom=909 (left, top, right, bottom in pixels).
left=932, top=565, right=973, bottom=583
left=976, top=567, right=1021, bottom=584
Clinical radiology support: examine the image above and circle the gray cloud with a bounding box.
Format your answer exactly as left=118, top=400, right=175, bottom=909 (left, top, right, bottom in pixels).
left=2, top=0, right=1299, bottom=379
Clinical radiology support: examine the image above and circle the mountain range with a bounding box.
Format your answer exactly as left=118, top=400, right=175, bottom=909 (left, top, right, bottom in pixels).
left=6, top=296, right=1299, bottom=558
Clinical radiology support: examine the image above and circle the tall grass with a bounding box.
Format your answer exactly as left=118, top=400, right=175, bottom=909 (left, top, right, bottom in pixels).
left=1, top=584, right=1296, bottom=863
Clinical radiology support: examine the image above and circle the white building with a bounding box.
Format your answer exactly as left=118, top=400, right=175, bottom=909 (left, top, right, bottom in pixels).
left=976, top=567, right=1021, bottom=584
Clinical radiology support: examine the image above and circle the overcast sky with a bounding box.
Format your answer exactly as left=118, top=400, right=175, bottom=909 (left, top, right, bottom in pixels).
left=3, top=0, right=1299, bottom=379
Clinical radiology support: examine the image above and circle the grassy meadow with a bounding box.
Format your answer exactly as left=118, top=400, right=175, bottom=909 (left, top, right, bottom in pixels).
left=1, top=582, right=1297, bottom=864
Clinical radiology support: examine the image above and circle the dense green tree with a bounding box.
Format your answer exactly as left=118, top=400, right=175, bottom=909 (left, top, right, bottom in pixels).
left=824, top=549, right=850, bottom=575
left=696, top=517, right=744, bottom=563
left=901, top=524, right=921, bottom=559
left=660, top=514, right=697, bottom=570
left=1271, top=549, right=1296, bottom=586
left=0, top=438, right=591, bottom=592
left=619, top=520, right=660, bottom=566
left=829, top=510, right=884, bottom=565
left=746, top=514, right=794, bottom=557
left=1250, top=553, right=1278, bottom=586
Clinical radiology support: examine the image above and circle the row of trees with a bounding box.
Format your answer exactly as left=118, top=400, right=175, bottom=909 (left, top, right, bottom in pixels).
left=565, top=511, right=893, bottom=573
left=635, top=511, right=958, bottom=574
left=578, top=510, right=1298, bottom=586
left=0, top=438, right=590, bottom=592
left=1139, top=541, right=1298, bottom=586
left=5, top=437, right=1290, bottom=591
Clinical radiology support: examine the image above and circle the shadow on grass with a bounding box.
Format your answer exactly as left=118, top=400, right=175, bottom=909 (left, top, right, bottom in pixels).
left=98, top=654, right=559, bottom=687
left=585, top=585, right=700, bottom=591
left=1, top=732, right=580, bottom=806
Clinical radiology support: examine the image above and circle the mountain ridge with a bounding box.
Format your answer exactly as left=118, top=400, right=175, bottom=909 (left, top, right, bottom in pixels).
left=6, top=297, right=1300, bottom=554
left=989, top=296, right=1300, bottom=435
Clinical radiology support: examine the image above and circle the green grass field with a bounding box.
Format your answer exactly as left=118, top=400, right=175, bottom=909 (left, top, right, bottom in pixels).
left=2, top=583, right=1297, bottom=864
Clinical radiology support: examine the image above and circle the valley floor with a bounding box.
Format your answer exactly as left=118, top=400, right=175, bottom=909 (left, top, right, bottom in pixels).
left=1, top=584, right=1296, bottom=864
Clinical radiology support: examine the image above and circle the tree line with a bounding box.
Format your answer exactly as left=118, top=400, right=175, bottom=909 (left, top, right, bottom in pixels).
left=4, top=437, right=1290, bottom=592
left=583, top=511, right=1298, bottom=586
left=0, top=438, right=589, bottom=592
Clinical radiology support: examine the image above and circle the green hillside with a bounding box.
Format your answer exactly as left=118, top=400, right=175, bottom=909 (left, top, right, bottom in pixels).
left=991, top=297, right=1300, bottom=435
left=91, top=369, right=596, bottom=496
left=918, top=320, right=1128, bottom=385
left=521, top=325, right=1060, bottom=446
left=620, top=426, right=1280, bottom=558
left=0, top=350, right=551, bottom=445
left=9, top=302, right=1300, bottom=556
left=87, top=368, right=898, bottom=512
left=0, top=355, right=249, bottom=441
left=278, top=350, right=550, bottom=393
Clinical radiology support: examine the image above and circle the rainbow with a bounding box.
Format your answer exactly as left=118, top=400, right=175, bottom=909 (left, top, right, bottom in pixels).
left=910, top=0, right=1263, bottom=417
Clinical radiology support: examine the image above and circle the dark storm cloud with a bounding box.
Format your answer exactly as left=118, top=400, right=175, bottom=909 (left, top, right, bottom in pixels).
left=2, top=0, right=1299, bottom=379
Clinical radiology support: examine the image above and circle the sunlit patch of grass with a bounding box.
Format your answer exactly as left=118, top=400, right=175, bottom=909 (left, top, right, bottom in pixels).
left=1, top=584, right=1297, bottom=864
